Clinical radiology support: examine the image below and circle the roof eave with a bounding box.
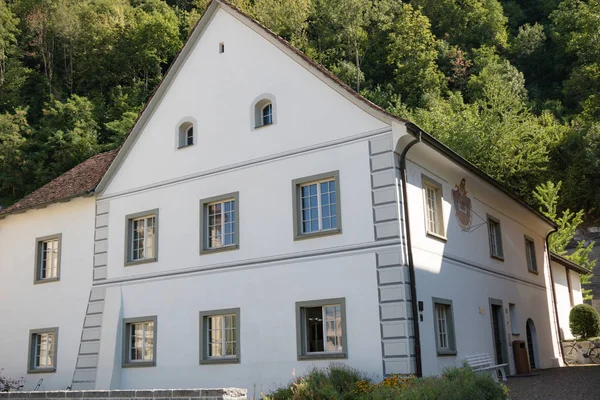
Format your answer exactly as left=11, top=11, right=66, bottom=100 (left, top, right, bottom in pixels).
left=550, top=252, right=591, bottom=275
left=0, top=191, right=95, bottom=220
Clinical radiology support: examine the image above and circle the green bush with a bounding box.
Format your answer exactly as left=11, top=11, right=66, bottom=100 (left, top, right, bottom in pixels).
left=264, top=364, right=508, bottom=400
left=569, top=304, right=600, bottom=339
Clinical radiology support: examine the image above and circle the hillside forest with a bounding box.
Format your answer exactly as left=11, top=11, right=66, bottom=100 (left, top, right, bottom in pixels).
left=0, top=0, right=598, bottom=282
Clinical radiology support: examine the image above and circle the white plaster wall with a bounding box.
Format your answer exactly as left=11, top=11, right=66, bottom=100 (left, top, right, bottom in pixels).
left=404, top=145, right=561, bottom=374
left=552, top=263, right=584, bottom=340
left=103, top=8, right=388, bottom=197
left=96, top=252, right=382, bottom=393
left=101, top=140, right=375, bottom=280
left=0, top=197, right=95, bottom=390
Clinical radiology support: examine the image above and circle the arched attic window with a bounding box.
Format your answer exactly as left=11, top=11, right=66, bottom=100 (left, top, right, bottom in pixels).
left=251, top=94, right=277, bottom=129
left=177, top=119, right=196, bottom=149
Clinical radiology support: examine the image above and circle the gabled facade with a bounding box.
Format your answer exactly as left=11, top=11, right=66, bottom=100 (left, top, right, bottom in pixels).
left=551, top=252, right=588, bottom=340
left=0, top=0, right=565, bottom=393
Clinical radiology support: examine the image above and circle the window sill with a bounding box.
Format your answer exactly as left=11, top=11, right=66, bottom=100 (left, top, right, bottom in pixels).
left=294, top=228, right=341, bottom=241
left=436, top=350, right=457, bottom=357
left=512, top=332, right=521, bottom=336
left=125, top=257, right=157, bottom=267
left=253, top=122, right=274, bottom=130
left=122, top=361, right=156, bottom=368
left=298, top=352, right=347, bottom=361
left=28, top=367, right=56, bottom=374
left=490, top=254, right=505, bottom=262
left=426, top=231, right=447, bottom=242
left=200, top=244, right=239, bottom=255
left=200, top=357, right=240, bottom=365
left=528, top=269, right=539, bottom=275
left=34, top=277, right=60, bottom=285
left=177, top=144, right=195, bottom=150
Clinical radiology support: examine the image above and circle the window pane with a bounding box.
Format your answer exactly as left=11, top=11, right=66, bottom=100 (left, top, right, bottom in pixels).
left=208, top=316, right=223, bottom=357
left=324, top=305, right=343, bottom=352
left=304, top=307, right=324, bottom=352
left=436, top=304, right=449, bottom=350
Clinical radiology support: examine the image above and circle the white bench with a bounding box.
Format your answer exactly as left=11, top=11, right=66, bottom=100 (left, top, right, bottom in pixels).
left=465, top=353, right=508, bottom=382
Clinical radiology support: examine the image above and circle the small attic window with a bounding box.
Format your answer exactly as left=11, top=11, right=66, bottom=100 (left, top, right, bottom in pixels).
left=252, top=94, right=277, bottom=129
left=219, top=42, right=225, bottom=53
left=177, top=120, right=195, bottom=148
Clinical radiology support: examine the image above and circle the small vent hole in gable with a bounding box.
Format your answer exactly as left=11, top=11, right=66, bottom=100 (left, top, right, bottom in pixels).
left=219, top=42, right=225, bottom=53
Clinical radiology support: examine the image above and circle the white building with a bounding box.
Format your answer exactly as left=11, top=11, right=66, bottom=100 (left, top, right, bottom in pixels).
left=550, top=252, right=588, bottom=340
left=0, top=0, right=570, bottom=393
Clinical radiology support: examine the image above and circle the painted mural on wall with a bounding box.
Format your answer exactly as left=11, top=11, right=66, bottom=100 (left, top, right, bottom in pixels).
left=452, top=178, right=472, bottom=231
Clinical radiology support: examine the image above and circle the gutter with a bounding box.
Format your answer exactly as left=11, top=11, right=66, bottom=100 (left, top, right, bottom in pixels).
left=400, top=126, right=423, bottom=377
left=546, top=229, right=566, bottom=366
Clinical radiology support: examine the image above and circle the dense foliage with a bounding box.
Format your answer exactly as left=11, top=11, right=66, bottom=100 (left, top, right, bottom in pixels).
left=264, top=363, right=508, bottom=400
left=569, top=303, right=600, bottom=339
left=1, top=0, right=599, bottom=229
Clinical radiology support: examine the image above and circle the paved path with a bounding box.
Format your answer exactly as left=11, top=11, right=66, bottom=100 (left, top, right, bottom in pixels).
left=505, top=365, right=600, bottom=400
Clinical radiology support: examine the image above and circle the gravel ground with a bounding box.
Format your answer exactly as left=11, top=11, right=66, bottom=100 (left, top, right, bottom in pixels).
left=505, top=364, right=600, bottom=400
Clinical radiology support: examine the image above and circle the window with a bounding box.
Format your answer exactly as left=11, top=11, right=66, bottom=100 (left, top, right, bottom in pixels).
left=487, top=216, right=504, bottom=260
left=292, top=171, right=342, bottom=240
left=422, top=177, right=445, bottom=238
left=296, top=298, right=347, bottom=360
left=199, top=192, right=239, bottom=254
left=251, top=94, right=276, bottom=129
left=219, top=42, right=225, bottom=53
left=177, top=120, right=195, bottom=148
left=525, top=237, right=537, bottom=273
left=432, top=298, right=456, bottom=356
left=122, top=316, right=157, bottom=367
left=28, top=328, right=58, bottom=373
left=34, top=234, right=61, bottom=283
left=199, top=308, right=240, bottom=364
left=125, top=210, right=158, bottom=266
left=262, top=103, right=273, bottom=126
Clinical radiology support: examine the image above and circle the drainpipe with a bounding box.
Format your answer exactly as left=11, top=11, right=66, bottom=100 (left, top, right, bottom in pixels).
left=546, top=229, right=566, bottom=366
left=399, top=128, right=422, bottom=377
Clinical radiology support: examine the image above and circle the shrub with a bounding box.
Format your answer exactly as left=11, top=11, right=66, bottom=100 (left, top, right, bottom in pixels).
left=0, top=369, right=24, bottom=392
left=264, top=364, right=508, bottom=400
left=569, top=304, right=600, bottom=339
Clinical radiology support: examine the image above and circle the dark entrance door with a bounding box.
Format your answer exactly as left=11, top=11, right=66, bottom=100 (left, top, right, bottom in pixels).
left=491, top=304, right=504, bottom=364
left=526, top=321, right=537, bottom=369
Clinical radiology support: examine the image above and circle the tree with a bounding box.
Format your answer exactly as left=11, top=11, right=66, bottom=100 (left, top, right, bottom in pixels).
left=411, top=0, right=508, bottom=49
left=385, top=3, right=445, bottom=107
left=0, top=0, right=18, bottom=85
left=569, top=304, right=600, bottom=339
left=0, top=108, right=30, bottom=206
left=533, top=181, right=596, bottom=299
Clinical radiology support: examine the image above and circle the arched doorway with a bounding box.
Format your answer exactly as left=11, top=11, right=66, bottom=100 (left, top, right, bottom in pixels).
left=526, top=319, right=539, bottom=369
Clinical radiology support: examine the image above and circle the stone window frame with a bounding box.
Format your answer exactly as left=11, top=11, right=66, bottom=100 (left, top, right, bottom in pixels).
left=432, top=297, right=457, bottom=356
left=251, top=93, right=277, bottom=130
left=199, top=308, right=241, bottom=365
left=524, top=235, right=538, bottom=274
left=295, top=297, right=347, bottom=361
left=122, top=316, right=158, bottom=368
left=199, top=192, right=240, bottom=255
left=124, top=209, right=159, bottom=267
left=34, top=233, right=62, bottom=284
left=292, top=171, right=342, bottom=241
left=421, top=175, right=446, bottom=241
left=487, top=214, right=504, bottom=261
left=28, top=327, right=59, bottom=373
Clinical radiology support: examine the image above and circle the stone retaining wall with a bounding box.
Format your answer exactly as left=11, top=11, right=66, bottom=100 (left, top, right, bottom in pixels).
left=0, top=389, right=247, bottom=400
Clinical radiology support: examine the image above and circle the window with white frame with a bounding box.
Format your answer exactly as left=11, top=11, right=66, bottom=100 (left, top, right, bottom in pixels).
left=28, top=328, right=58, bottom=372
left=422, top=177, right=444, bottom=237
left=123, top=317, right=156, bottom=367
left=261, top=103, right=273, bottom=126
left=525, top=237, right=537, bottom=273
left=200, top=192, right=239, bottom=254
left=296, top=298, right=346, bottom=359
left=35, top=234, right=61, bottom=282
left=125, top=210, right=158, bottom=265
left=199, top=308, right=240, bottom=364
left=432, top=298, right=456, bottom=355
left=292, top=171, right=341, bottom=239
left=177, top=121, right=195, bottom=148
left=487, top=216, right=504, bottom=259
left=252, top=95, right=276, bottom=129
